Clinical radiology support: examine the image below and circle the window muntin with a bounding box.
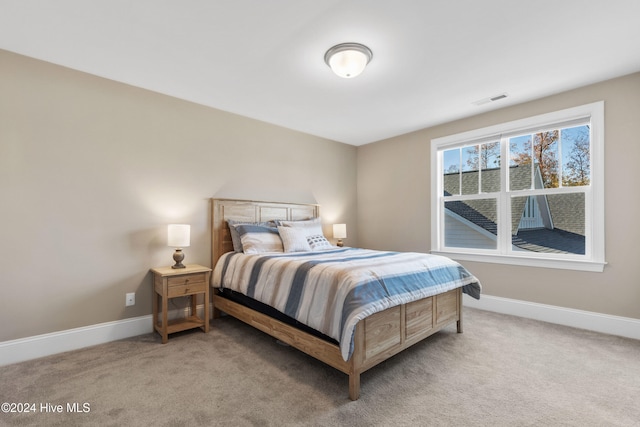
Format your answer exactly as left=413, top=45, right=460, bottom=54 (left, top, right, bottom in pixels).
left=431, top=102, right=604, bottom=272
left=443, top=141, right=501, bottom=197
left=508, top=125, right=591, bottom=191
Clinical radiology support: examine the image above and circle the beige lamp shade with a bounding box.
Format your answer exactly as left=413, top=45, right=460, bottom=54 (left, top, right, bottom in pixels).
left=333, top=224, right=347, bottom=239
left=167, top=224, right=190, bottom=248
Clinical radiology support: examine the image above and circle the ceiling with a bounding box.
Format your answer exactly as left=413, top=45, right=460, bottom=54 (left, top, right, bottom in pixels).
left=2, top=1, right=639, bottom=146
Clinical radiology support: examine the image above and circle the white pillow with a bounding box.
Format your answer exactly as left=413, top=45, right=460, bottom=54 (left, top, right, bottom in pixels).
left=278, top=226, right=311, bottom=252
left=234, top=224, right=283, bottom=254
left=278, top=218, right=323, bottom=238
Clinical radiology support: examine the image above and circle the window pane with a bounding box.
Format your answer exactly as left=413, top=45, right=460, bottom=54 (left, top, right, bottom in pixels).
left=511, top=193, right=585, bottom=254
left=480, top=141, right=501, bottom=193
left=443, top=148, right=460, bottom=196
left=534, top=130, right=560, bottom=188
left=509, top=135, right=532, bottom=190
left=561, top=125, right=590, bottom=186
left=433, top=102, right=603, bottom=270
left=444, top=198, right=497, bottom=249
left=461, top=146, right=479, bottom=195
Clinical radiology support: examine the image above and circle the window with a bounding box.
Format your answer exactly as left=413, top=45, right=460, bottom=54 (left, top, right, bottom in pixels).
left=431, top=102, right=605, bottom=272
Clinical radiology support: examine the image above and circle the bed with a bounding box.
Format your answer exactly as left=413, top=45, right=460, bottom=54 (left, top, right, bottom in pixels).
left=210, top=198, right=481, bottom=400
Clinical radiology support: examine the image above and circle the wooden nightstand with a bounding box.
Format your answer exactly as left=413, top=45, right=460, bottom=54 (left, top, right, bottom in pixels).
left=150, top=264, right=212, bottom=343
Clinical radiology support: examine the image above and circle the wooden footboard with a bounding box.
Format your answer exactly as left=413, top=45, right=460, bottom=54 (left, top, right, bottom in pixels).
left=213, top=286, right=462, bottom=400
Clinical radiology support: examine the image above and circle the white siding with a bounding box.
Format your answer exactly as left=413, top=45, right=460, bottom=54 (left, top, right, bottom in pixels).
left=444, top=212, right=496, bottom=249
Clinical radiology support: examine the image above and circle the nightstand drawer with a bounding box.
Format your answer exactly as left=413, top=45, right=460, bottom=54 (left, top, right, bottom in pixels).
left=167, top=273, right=206, bottom=287
left=167, top=281, right=206, bottom=297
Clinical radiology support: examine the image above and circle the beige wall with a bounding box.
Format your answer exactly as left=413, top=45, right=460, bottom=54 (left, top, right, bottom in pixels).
left=357, top=72, right=640, bottom=320
left=2, top=46, right=638, bottom=344
left=0, top=50, right=357, bottom=342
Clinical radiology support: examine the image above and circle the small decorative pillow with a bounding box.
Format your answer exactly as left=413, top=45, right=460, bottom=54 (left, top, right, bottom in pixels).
left=307, top=234, right=334, bottom=251
left=278, top=226, right=311, bottom=252
left=234, top=224, right=283, bottom=254
left=227, top=220, right=276, bottom=252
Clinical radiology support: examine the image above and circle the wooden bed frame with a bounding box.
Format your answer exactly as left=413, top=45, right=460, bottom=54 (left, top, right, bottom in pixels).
left=210, top=198, right=463, bottom=400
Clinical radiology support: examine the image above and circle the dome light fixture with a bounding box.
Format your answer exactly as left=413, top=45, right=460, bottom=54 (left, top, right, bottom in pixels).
left=324, top=42, right=372, bottom=78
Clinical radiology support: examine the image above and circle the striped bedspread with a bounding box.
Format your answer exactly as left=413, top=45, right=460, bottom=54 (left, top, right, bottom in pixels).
left=212, top=248, right=481, bottom=361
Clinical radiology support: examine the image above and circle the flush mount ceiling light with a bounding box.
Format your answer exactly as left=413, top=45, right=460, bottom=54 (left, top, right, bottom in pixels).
left=324, top=42, right=372, bottom=78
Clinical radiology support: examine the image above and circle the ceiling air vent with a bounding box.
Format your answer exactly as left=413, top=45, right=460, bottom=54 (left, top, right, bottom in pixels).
left=472, top=93, right=508, bottom=106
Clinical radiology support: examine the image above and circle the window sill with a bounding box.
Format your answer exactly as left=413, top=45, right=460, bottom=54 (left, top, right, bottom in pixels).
left=431, top=250, right=606, bottom=272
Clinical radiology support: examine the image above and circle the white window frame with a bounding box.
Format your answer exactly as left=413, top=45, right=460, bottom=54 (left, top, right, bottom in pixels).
left=431, top=102, right=605, bottom=272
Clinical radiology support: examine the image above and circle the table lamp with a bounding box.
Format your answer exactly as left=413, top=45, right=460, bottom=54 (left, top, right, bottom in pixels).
left=333, top=224, right=347, bottom=247
left=168, top=224, right=190, bottom=268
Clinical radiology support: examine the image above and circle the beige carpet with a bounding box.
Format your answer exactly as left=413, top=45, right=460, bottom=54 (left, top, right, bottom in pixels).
left=1, top=308, right=639, bottom=426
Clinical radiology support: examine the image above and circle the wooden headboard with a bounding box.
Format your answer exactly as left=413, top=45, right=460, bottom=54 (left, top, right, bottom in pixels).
left=210, top=198, right=320, bottom=267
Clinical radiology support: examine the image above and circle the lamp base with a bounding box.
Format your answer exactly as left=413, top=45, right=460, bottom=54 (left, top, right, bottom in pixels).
left=336, top=239, right=344, bottom=247
left=172, top=248, right=186, bottom=269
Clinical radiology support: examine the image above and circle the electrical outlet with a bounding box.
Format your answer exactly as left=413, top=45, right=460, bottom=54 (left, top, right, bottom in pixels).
left=125, top=292, right=135, bottom=307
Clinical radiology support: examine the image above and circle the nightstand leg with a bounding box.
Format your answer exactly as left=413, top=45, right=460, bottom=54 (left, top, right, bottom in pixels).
left=161, top=293, right=168, bottom=344
left=204, top=287, right=210, bottom=333
left=152, top=290, right=159, bottom=336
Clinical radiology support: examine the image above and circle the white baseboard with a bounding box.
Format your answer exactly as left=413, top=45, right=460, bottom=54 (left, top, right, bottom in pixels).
left=0, top=315, right=153, bottom=367
left=3, top=298, right=638, bottom=367
left=0, top=304, right=212, bottom=367
left=464, top=294, right=640, bottom=341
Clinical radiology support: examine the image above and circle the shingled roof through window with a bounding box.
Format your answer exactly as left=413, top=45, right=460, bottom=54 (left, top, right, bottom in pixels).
left=443, top=165, right=585, bottom=254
